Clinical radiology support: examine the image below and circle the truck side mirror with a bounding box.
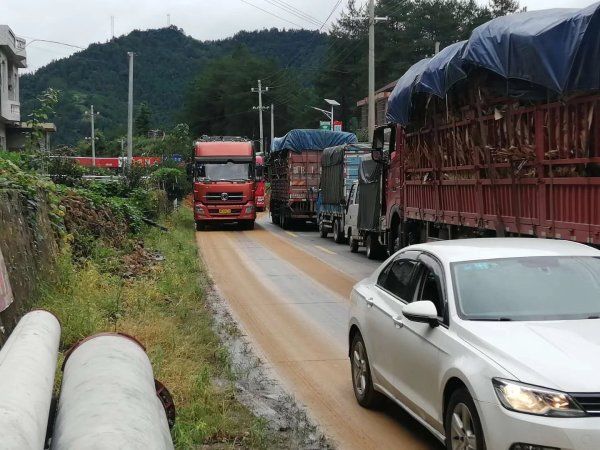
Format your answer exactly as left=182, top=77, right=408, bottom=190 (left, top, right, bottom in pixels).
left=371, top=127, right=388, bottom=164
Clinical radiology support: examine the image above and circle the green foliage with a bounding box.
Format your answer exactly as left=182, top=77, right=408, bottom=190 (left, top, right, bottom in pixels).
left=37, top=207, right=273, bottom=448
left=149, top=167, right=189, bottom=201
left=184, top=46, right=318, bottom=140
left=130, top=188, right=169, bottom=220
left=135, top=102, right=152, bottom=136
left=26, top=88, right=60, bottom=151
left=21, top=27, right=328, bottom=146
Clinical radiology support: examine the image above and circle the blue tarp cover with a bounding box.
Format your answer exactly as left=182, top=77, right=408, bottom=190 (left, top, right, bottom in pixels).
left=462, top=3, right=600, bottom=93
left=386, top=3, right=600, bottom=125
left=271, top=129, right=358, bottom=153
left=416, top=41, right=467, bottom=98
left=385, top=58, right=431, bottom=125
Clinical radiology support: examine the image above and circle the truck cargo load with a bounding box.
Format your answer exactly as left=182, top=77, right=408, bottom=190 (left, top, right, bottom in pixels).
left=267, top=129, right=357, bottom=229
left=362, top=4, right=600, bottom=257
left=317, top=143, right=370, bottom=242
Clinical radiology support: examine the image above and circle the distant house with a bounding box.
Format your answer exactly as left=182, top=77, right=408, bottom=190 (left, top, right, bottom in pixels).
left=356, top=80, right=397, bottom=131
left=8, top=122, right=57, bottom=151
left=0, top=25, right=27, bottom=151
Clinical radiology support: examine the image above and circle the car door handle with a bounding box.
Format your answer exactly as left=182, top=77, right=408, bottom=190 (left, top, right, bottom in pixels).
left=365, top=297, right=374, bottom=308
left=393, top=316, right=404, bottom=329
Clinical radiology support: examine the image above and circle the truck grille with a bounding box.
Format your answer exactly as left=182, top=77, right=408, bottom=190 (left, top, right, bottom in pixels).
left=572, top=394, right=600, bottom=416
left=205, top=192, right=244, bottom=203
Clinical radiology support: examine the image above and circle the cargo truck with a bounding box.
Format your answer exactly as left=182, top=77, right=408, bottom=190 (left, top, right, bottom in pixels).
left=316, top=143, right=370, bottom=243
left=353, top=5, right=600, bottom=256
left=267, top=129, right=358, bottom=229
left=193, top=137, right=257, bottom=231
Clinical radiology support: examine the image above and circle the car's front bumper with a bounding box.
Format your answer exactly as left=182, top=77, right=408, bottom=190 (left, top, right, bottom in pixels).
left=479, top=400, right=600, bottom=450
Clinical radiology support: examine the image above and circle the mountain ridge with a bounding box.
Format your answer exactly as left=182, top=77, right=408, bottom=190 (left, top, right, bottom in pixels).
left=21, top=26, right=328, bottom=145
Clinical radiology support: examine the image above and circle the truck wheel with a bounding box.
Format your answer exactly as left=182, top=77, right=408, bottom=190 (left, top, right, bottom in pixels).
left=271, top=213, right=279, bottom=224
left=319, top=220, right=328, bottom=238
left=366, top=234, right=381, bottom=260
left=333, top=220, right=346, bottom=244
left=350, top=237, right=359, bottom=253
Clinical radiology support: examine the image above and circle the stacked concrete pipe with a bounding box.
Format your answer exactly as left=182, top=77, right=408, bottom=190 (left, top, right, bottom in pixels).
left=0, top=310, right=61, bottom=450
left=51, top=333, right=174, bottom=450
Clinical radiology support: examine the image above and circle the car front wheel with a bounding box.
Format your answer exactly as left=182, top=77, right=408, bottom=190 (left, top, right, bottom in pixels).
left=350, top=333, right=382, bottom=408
left=445, top=388, right=486, bottom=450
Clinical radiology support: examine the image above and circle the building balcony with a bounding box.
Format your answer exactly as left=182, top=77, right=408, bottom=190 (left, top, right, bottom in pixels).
left=0, top=100, right=21, bottom=123
left=0, top=25, right=27, bottom=68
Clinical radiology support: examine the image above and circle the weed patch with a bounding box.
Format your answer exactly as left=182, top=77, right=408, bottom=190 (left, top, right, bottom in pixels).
left=38, top=208, right=271, bottom=449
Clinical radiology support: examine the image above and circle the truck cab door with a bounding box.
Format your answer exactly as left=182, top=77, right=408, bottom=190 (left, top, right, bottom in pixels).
left=345, top=183, right=359, bottom=236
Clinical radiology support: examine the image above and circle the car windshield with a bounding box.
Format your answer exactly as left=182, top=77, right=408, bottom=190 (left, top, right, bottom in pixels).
left=452, top=256, right=600, bottom=321
left=196, top=161, right=252, bottom=181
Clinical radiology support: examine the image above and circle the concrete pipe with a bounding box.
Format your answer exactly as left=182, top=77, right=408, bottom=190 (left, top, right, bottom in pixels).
left=51, top=333, right=174, bottom=450
left=0, top=309, right=61, bottom=450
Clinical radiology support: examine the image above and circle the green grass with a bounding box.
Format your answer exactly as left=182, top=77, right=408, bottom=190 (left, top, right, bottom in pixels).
left=38, top=207, right=270, bottom=449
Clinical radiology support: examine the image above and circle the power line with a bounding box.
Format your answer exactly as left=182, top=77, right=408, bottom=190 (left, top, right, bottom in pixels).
left=262, top=0, right=322, bottom=27
left=24, top=38, right=85, bottom=50
left=268, top=0, right=323, bottom=25
left=239, top=0, right=305, bottom=28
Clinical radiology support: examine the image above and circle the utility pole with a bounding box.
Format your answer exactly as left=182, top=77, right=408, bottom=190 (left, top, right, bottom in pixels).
left=127, top=52, right=134, bottom=168
left=119, top=137, right=125, bottom=174
left=85, top=105, right=100, bottom=167
left=270, top=103, right=274, bottom=152
left=90, top=105, right=97, bottom=167
left=368, top=0, right=388, bottom=142
left=111, top=16, right=115, bottom=38
left=251, top=80, right=270, bottom=153
left=167, top=14, right=171, bottom=26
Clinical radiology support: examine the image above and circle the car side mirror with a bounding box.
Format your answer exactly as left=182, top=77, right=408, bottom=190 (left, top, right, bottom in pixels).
left=402, top=301, right=439, bottom=327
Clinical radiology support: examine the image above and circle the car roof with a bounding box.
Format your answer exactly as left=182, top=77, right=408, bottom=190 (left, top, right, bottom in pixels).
left=405, top=238, right=600, bottom=263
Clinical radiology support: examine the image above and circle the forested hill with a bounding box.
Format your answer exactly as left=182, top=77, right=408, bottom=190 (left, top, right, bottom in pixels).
left=21, top=27, right=328, bottom=145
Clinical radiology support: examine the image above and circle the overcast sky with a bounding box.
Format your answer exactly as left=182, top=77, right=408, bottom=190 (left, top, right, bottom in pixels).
left=4, top=0, right=595, bottom=72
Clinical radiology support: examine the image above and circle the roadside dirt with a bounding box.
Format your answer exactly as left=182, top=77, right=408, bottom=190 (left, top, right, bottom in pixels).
left=196, top=227, right=443, bottom=450
left=208, top=285, right=331, bottom=449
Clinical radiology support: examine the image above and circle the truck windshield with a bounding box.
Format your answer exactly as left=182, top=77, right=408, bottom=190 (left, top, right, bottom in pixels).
left=195, top=161, right=252, bottom=181
left=452, top=256, right=600, bottom=321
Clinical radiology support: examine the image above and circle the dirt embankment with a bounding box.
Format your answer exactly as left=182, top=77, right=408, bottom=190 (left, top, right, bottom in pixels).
left=0, top=190, right=58, bottom=340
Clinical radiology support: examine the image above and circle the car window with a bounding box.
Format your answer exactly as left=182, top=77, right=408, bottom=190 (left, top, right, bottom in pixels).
left=417, top=268, right=444, bottom=317
left=377, top=259, right=418, bottom=302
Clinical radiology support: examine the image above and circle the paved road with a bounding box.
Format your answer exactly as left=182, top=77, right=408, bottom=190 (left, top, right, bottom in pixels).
left=196, top=214, right=443, bottom=450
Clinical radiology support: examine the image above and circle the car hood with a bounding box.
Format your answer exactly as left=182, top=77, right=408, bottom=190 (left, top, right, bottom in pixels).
left=458, top=319, right=600, bottom=392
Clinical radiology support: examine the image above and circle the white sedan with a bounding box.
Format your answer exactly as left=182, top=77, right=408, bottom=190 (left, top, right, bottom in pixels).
left=348, top=238, right=600, bottom=450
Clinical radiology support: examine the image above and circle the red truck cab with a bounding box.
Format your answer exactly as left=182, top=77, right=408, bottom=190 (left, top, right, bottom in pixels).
left=255, top=154, right=266, bottom=211
left=193, top=138, right=257, bottom=230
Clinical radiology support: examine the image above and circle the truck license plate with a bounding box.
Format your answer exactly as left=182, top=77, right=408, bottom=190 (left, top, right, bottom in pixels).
left=218, top=209, right=232, bottom=215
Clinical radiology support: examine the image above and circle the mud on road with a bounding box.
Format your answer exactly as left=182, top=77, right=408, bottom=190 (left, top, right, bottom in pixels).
left=197, top=222, right=443, bottom=450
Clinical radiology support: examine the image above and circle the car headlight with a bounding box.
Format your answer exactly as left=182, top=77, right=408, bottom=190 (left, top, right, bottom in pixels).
left=245, top=205, right=255, bottom=214
left=493, top=379, right=585, bottom=417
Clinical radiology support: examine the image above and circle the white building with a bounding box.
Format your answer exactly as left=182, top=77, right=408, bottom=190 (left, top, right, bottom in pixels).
left=0, top=25, right=26, bottom=151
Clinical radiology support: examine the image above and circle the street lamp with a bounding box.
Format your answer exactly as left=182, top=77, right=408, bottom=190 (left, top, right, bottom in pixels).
left=324, top=99, right=340, bottom=130
left=310, top=99, right=341, bottom=131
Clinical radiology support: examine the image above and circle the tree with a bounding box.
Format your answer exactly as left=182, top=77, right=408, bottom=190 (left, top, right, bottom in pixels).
left=26, top=88, right=60, bottom=151
left=184, top=46, right=317, bottom=141
left=135, top=102, right=152, bottom=137
left=489, top=0, right=522, bottom=17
